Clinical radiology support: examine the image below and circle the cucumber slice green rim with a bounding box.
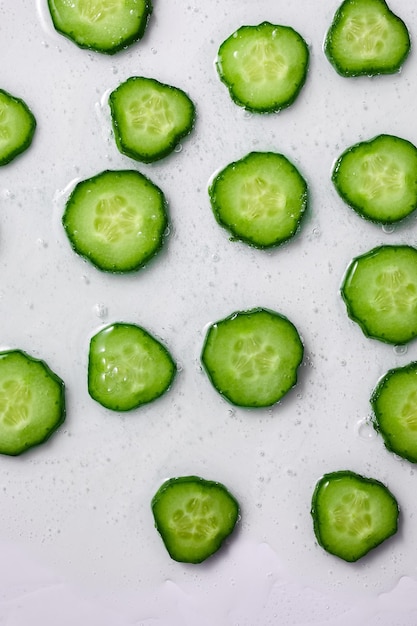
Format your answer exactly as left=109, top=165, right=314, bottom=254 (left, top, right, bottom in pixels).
left=324, top=0, right=410, bottom=77
left=62, top=169, right=168, bottom=274
left=47, top=0, right=153, bottom=55
left=216, top=22, right=309, bottom=114
left=371, top=361, right=417, bottom=463
left=151, top=475, right=240, bottom=563
left=311, top=470, right=399, bottom=562
left=209, top=151, right=308, bottom=249
left=201, top=307, right=304, bottom=408
left=0, top=89, right=36, bottom=167
left=341, top=245, right=417, bottom=345
left=332, top=134, right=417, bottom=224
left=88, top=322, right=176, bottom=412
left=0, top=350, right=65, bottom=456
left=109, top=76, right=196, bottom=163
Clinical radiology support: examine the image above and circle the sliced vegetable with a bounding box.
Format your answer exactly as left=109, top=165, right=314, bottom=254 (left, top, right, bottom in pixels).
left=152, top=475, right=239, bottom=563
left=216, top=22, right=309, bottom=113
left=341, top=245, right=417, bottom=345
left=311, top=470, right=399, bottom=562
left=0, top=350, right=65, bottom=456
left=209, top=151, right=307, bottom=248
left=332, top=134, right=417, bottom=224
left=371, top=361, right=417, bottom=463
left=109, top=76, right=195, bottom=163
left=88, top=322, right=176, bottom=411
left=201, top=307, right=303, bottom=408
left=62, top=169, right=168, bottom=273
left=0, top=89, right=36, bottom=166
left=325, top=0, right=410, bottom=77
left=47, top=0, right=152, bottom=54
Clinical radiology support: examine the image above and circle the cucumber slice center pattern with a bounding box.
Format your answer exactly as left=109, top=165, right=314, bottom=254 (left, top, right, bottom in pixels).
left=127, top=93, right=175, bottom=137
left=94, top=194, right=143, bottom=243
left=171, top=495, right=220, bottom=543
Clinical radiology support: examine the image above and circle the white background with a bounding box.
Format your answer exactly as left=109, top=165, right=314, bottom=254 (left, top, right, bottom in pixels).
left=1, top=0, right=417, bottom=623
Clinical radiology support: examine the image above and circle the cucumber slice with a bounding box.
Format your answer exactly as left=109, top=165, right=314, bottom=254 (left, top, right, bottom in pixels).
left=371, top=361, right=417, bottom=463
left=0, top=350, right=65, bottom=456
left=216, top=22, right=309, bottom=113
left=341, top=245, right=417, bottom=345
left=62, top=169, right=168, bottom=274
left=109, top=77, right=195, bottom=163
left=201, top=308, right=304, bottom=408
left=332, top=135, right=417, bottom=224
left=0, top=89, right=36, bottom=166
left=151, top=476, right=239, bottom=563
left=209, top=151, right=308, bottom=249
left=311, top=471, right=399, bottom=562
left=325, top=0, right=410, bottom=77
left=88, top=322, right=176, bottom=411
left=47, top=0, right=152, bottom=55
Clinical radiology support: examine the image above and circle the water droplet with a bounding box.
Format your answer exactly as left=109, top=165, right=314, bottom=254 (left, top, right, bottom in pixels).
left=356, top=417, right=375, bottom=439
left=174, top=144, right=182, bottom=153
left=382, top=223, right=395, bottom=234
left=394, top=344, right=407, bottom=356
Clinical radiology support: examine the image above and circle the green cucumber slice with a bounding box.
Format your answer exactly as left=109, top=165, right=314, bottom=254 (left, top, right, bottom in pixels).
left=325, top=0, right=410, bottom=77
left=109, top=77, right=195, bottom=163
left=371, top=361, right=417, bottom=463
left=311, top=470, right=399, bottom=562
left=62, top=169, right=168, bottom=274
left=0, top=89, right=36, bottom=166
left=47, top=0, right=152, bottom=55
left=209, top=151, right=308, bottom=249
left=0, top=350, right=65, bottom=456
left=201, top=308, right=304, bottom=408
left=332, top=135, right=417, bottom=224
left=88, top=322, right=176, bottom=411
left=152, top=476, right=239, bottom=563
left=341, top=245, right=417, bottom=345
left=216, top=22, right=309, bottom=113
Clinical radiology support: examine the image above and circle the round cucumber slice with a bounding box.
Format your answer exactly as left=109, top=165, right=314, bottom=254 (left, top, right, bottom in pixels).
left=371, top=361, right=417, bottom=463
left=209, top=151, right=308, bottom=249
left=341, top=245, right=417, bottom=345
left=0, top=89, right=36, bottom=166
left=332, top=135, right=417, bottom=224
left=88, top=322, right=176, bottom=411
left=109, top=76, right=196, bottom=163
left=152, top=476, right=240, bottom=563
left=311, top=470, right=399, bottom=562
left=62, top=169, right=168, bottom=274
left=216, top=22, right=309, bottom=113
left=201, top=307, right=304, bottom=408
left=0, top=350, right=65, bottom=456
left=47, top=0, right=152, bottom=55
left=325, top=0, right=410, bottom=77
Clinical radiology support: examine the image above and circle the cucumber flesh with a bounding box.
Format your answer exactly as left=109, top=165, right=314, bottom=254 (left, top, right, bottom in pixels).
left=201, top=308, right=304, bottom=408
left=47, top=0, right=152, bottom=54
left=311, top=471, right=399, bottom=562
left=0, top=89, right=36, bottom=166
left=333, top=134, right=417, bottom=223
left=62, top=169, right=168, bottom=274
left=209, top=151, right=307, bottom=249
left=371, top=362, right=417, bottom=463
left=0, top=350, right=65, bottom=456
left=88, top=323, right=176, bottom=411
left=109, top=77, right=195, bottom=163
left=216, top=22, right=309, bottom=113
left=325, top=0, right=410, bottom=77
left=151, top=476, right=239, bottom=563
left=341, top=245, right=417, bottom=345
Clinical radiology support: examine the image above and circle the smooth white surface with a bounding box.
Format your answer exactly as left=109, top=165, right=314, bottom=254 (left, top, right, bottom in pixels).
left=1, top=0, right=417, bottom=623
